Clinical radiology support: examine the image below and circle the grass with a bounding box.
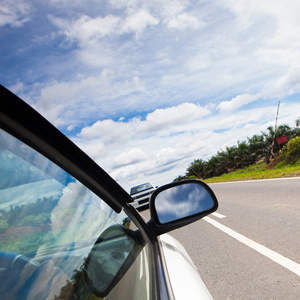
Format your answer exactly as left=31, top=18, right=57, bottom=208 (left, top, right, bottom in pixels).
left=203, top=159, right=300, bottom=183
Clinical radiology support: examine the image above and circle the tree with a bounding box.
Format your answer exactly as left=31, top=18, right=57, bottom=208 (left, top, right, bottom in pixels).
left=186, top=159, right=206, bottom=179
left=204, top=156, right=220, bottom=178
left=235, top=141, right=251, bottom=168
left=247, top=134, right=266, bottom=162
left=173, top=175, right=187, bottom=182
left=174, top=123, right=300, bottom=182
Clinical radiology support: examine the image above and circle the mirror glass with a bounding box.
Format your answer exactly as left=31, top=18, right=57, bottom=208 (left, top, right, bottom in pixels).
left=83, top=225, right=142, bottom=297
left=154, top=182, right=215, bottom=224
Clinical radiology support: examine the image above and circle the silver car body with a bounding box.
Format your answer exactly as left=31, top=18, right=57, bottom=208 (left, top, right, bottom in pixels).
left=159, top=234, right=213, bottom=300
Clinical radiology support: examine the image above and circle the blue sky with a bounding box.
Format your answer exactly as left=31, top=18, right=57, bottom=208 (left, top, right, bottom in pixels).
left=1, top=0, right=300, bottom=191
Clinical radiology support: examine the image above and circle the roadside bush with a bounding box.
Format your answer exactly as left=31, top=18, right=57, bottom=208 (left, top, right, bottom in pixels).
left=280, top=137, right=300, bottom=164
left=187, top=175, right=198, bottom=180
left=0, top=220, right=8, bottom=233
left=18, top=213, right=50, bottom=226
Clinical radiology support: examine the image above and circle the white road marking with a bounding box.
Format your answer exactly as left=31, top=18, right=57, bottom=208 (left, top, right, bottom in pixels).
left=203, top=216, right=300, bottom=277
left=211, top=212, right=226, bottom=219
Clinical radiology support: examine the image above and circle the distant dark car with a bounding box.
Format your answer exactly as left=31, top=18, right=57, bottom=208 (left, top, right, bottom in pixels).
left=130, top=182, right=156, bottom=210
left=0, top=85, right=218, bottom=300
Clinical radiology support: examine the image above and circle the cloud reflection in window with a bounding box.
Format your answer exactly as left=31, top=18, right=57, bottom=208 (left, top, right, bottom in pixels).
left=154, top=183, right=214, bottom=224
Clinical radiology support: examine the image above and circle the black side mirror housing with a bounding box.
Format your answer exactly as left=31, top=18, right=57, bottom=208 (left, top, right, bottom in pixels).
left=83, top=225, right=143, bottom=297
left=148, top=180, right=218, bottom=235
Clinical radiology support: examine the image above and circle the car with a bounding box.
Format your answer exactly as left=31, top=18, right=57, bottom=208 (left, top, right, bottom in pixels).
left=0, top=85, right=218, bottom=300
left=130, top=182, right=156, bottom=210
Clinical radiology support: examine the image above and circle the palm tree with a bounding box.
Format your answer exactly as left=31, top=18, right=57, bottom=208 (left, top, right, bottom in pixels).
left=247, top=134, right=266, bottom=162
left=204, top=156, right=220, bottom=178
left=186, top=159, right=206, bottom=179
left=235, top=141, right=251, bottom=168
left=213, top=150, right=230, bottom=176
left=173, top=175, right=187, bottom=182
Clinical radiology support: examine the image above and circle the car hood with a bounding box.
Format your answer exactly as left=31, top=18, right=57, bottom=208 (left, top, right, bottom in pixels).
left=159, top=234, right=213, bottom=300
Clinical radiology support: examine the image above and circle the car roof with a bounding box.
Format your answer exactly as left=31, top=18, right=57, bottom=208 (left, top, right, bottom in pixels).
left=131, top=182, right=153, bottom=188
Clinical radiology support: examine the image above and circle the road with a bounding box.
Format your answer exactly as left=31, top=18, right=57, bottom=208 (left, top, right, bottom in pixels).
left=142, top=177, right=300, bottom=299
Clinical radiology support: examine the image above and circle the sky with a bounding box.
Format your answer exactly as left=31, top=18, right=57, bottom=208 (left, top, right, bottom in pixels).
left=1, top=0, right=300, bottom=192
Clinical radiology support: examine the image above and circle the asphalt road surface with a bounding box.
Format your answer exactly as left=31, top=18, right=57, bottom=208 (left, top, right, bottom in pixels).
left=142, top=177, right=300, bottom=299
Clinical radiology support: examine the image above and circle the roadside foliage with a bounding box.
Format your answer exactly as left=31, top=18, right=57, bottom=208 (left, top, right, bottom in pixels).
left=175, top=124, right=300, bottom=181
left=280, top=136, right=300, bottom=164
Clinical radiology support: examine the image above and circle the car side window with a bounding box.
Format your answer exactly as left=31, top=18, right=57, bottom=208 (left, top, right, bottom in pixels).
left=0, top=128, right=152, bottom=299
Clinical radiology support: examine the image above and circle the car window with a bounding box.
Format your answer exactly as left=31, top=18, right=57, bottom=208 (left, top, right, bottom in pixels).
left=0, top=128, right=152, bottom=299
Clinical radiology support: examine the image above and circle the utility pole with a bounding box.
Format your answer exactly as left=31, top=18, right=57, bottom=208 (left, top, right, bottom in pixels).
left=271, top=101, right=280, bottom=158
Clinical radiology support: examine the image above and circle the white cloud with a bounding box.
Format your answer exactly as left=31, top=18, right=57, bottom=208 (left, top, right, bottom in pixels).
left=74, top=102, right=215, bottom=186
left=50, top=181, right=125, bottom=244
left=224, top=0, right=300, bottom=67
left=39, top=0, right=300, bottom=130
left=158, top=0, right=187, bottom=18
left=79, top=119, right=132, bottom=142
left=35, top=70, right=144, bottom=126
left=261, top=65, right=300, bottom=100
left=64, top=15, right=121, bottom=44
left=78, top=102, right=210, bottom=142
left=139, top=103, right=210, bottom=134
left=122, top=10, right=159, bottom=38
left=50, top=9, right=158, bottom=45
left=112, top=148, right=150, bottom=168
left=108, top=0, right=140, bottom=10
left=9, top=81, right=25, bottom=94
left=167, top=13, right=204, bottom=30
left=218, top=93, right=262, bottom=113
left=0, top=0, right=31, bottom=28
left=284, top=65, right=300, bottom=88
left=157, top=147, right=178, bottom=165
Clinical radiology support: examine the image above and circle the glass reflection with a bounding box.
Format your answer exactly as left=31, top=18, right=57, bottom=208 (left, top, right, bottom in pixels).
left=0, top=129, right=130, bottom=299
left=154, top=183, right=214, bottom=224
left=83, top=225, right=140, bottom=296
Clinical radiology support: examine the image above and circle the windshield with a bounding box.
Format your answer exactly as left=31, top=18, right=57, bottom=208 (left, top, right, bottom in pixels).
left=130, top=183, right=153, bottom=195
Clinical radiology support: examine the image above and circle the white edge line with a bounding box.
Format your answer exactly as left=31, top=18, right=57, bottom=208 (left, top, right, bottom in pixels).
left=211, top=212, right=226, bottom=219
left=203, top=216, right=300, bottom=277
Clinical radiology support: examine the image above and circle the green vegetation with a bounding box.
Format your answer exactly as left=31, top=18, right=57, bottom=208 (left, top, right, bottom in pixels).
left=18, top=213, right=51, bottom=226
left=0, top=197, right=58, bottom=227
left=203, top=160, right=300, bottom=183
left=174, top=123, right=300, bottom=183
left=0, top=231, right=47, bottom=254
left=0, top=197, right=58, bottom=254
left=280, top=136, right=300, bottom=164
left=0, top=220, right=8, bottom=233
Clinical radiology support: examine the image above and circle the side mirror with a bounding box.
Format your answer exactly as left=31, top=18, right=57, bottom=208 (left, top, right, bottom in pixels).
left=83, top=225, right=143, bottom=297
left=149, top=180, right=218, bottom=235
